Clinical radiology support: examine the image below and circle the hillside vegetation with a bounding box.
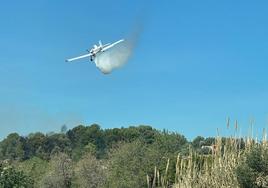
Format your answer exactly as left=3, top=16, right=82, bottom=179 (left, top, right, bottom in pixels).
left=0, top=124, right=267, bottom=188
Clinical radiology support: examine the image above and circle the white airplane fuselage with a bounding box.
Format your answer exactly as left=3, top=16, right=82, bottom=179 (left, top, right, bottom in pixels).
left=66, top=39, right=124, bottom=62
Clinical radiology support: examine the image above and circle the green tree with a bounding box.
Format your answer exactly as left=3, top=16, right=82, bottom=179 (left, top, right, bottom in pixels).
left=154, top=131, right=187, bottom=154
left=237, top=146, right=268, bottom=188
left=43, top=133, right=71, bottom=159
left=106, top=140, right=180, bottom=188
left=0, top=163, right=33, bottom=188
left=61, top=125, right=68, bottom=133
left=41, top=153, right=73, bottom=188
left=67, top=124, right=104, bottom=160
left=136, top=125, right=157, bottom=144
left=25, top=132, right=46, bottom=159
left=106, top=141, right=149, bottom=188
left=192, top=136, right=205, bottom=148
left=74, top=153, right=106, bottom=188
left=0, top=133, right=25, bottom=160
left=16, top=157, right=49, bottom=187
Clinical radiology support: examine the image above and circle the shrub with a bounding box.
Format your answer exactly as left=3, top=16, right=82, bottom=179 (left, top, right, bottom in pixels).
left=0, top=163, right=33, bottom=188
left=236, top=146, right=268, bottom=188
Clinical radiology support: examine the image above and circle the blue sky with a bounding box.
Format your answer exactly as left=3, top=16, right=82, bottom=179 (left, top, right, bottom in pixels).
left=0, top=1, right=268, bottom=140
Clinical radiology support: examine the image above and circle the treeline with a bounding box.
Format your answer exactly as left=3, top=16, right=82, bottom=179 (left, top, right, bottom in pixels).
left=0, top=124, right=198, bottom=187
left=0, top=124, right=196, bottom=161
left=2, top=124, right=263, bottom=188
left=0, top=124, right=268, bottom=188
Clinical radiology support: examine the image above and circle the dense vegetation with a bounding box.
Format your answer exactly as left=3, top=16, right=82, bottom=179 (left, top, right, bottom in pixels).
left=0, top=124, right=267, bottom=187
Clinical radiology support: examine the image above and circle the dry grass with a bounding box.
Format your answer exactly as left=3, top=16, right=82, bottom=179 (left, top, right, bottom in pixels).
left=148, top=122, right=268, bottom=188
left=173, top=136, right=241, bottom=188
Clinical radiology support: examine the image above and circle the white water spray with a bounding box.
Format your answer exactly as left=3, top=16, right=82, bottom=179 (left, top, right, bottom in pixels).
left=94, top=38, right=135, bottom=74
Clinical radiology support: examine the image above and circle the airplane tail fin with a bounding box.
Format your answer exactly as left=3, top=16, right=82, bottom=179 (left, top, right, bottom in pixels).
left=99, top=40, right=102, bottom=46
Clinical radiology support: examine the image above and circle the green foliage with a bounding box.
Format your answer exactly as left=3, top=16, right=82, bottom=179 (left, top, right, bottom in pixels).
left=15, top=157, right=49, bottom=187
left=106, top=141, right=150, bottom=188
left=1, top=124, right=268, bottom=188
left=237, top=146, right=268, bottom=188
left=43, top=133, right=72, bottom=157
left=67, top=124, right=105, bottom=159
left=192, top=136, right=205, bottom=149
left=192, top=136, right=215, bottom=153
left=103, top=125, right=158, bottom=147
left=0, top=133, right=25, bottom=160
left=41, top=153, right=73, bottom=188
left=74, top=153, right=106, bottom=188
left=61, top=125, right=68, bottom=133
left=154, top=131, right=187, bottom=154
left=0, top=124, right=193, bottom=187
left=83, top=142, right=97, bottom=156
left=24, top=132, right=46, bottom=159
left=0, top=162, right=33, bottom=188
left=106, top=133, right=185, bottom=188
left=147, top=131, right=188, bottom=185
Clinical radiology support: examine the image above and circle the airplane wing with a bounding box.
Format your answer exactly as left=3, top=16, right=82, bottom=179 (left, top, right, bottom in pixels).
left=102, top=43, right=111, bottom=48
left=102, top=39, right=124, bottom=52
left=66, top=53, right=91, bottom=62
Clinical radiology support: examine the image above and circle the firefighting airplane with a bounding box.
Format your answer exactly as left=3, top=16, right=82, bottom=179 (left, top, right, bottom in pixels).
left=66, top=39, right=124, bottom=62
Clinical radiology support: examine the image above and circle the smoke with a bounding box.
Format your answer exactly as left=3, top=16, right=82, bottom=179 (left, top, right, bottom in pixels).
left=0, top=104, right=84, bottom=139
left=94, top=28, right=141, bottom=74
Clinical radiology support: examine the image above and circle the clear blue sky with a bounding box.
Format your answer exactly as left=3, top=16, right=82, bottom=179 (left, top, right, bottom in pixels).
left=1, top=1, right=268, bottom=140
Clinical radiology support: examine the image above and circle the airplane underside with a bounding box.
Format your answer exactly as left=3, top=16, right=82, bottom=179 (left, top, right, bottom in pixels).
left=66, top=39, right=124, bottom=63
left=90, top=54, right=96, bottom=61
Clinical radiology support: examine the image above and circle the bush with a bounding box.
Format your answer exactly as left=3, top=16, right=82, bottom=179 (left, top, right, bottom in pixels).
left=40, top=153, right=73, bottom=188
left=0, top=163, right=33, bottom=188
left=74, top=153, right=106, bottom=188
left=236, top=146, right=268, bottom=188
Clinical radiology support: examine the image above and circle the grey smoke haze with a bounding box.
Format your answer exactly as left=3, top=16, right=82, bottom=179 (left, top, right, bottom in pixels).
left=94, top=29, right=141, bottom=74
left=0, top=104, right=84, bottom=140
